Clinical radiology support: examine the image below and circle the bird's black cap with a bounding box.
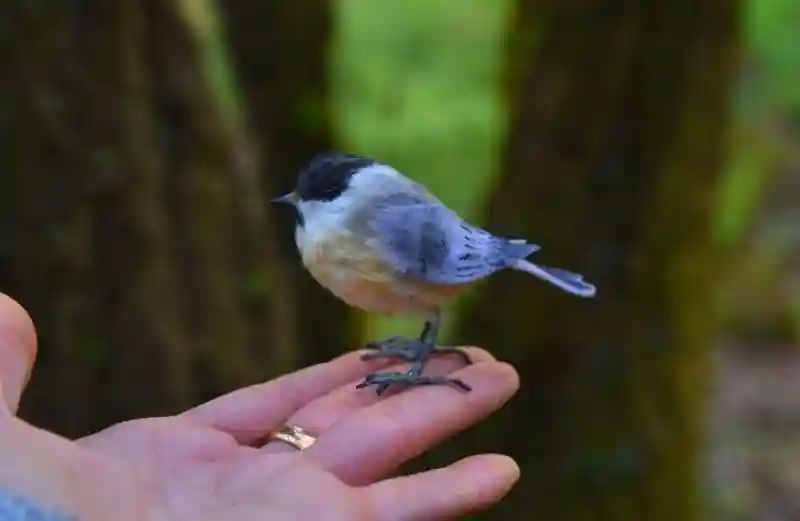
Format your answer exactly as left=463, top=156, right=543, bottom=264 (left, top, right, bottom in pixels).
left=294, top=151, right=377, bottom=202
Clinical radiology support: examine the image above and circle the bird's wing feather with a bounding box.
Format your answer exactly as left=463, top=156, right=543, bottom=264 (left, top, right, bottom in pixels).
left=359, top=194, right=511, bottom=285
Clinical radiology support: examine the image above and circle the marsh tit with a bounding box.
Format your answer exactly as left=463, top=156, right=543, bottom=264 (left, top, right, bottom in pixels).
left=272, top=152, right=596, bottom=395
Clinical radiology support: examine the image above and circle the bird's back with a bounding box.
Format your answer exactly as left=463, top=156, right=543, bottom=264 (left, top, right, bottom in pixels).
left=347, top=180, right=536, bottom=287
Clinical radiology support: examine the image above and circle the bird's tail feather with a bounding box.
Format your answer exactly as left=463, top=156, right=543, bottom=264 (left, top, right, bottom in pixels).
left=508, top=258, right=596, bottom=297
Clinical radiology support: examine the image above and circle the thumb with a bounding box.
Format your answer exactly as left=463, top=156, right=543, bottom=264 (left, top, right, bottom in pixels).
left=0, top=293, right=37, bottom=415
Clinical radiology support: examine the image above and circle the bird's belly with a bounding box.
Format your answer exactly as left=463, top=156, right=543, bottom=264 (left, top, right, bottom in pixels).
left=309, top=262, right=431, bottom=315
left=298, top=228, right=466, bottom=316
left=301, top=248, right=457, bottom=317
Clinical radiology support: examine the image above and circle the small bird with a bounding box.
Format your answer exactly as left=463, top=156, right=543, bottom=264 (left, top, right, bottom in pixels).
left=272, top=152, right=596, bottom=395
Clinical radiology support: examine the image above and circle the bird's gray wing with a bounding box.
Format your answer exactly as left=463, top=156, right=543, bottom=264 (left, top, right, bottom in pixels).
left=360, top=193, right=514, bottom=285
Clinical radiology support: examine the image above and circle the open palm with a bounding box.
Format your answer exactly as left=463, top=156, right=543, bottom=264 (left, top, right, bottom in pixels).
left=79, top=350, right=520, bottom=521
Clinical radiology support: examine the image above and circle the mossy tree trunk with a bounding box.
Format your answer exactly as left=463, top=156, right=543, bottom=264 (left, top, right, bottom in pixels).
left=0, top=0, right=293, bottom=437
left=434, top=3, right=741, bottom=520
left=216, top=1, right=361, bottom=365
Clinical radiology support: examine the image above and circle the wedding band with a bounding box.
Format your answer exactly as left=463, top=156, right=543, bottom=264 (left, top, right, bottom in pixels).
left=264, top=424, right=316, bottom=451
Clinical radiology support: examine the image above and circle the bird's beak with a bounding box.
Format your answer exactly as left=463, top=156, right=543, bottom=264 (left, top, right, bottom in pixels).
left=270, top=192, right=296, bottom=206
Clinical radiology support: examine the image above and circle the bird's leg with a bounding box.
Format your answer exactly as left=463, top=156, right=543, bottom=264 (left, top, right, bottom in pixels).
left=357, top=313, right=472, bottom=395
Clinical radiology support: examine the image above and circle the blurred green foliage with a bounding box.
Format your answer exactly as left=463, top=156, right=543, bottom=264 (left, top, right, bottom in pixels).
left=713, top=0, right=799, bottom=247
left=331, top=0, right=511, bottom=217
left=715, top=0, right=800, bottom=348
left=744, top=0, right=800, bottom=113
left=712, top=138, right=776, bottom=247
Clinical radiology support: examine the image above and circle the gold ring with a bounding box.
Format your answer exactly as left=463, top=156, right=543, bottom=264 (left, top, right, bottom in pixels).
left=264, top=424, right=316, bottom=451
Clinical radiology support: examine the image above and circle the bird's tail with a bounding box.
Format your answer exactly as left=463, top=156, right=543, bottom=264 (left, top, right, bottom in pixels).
left=503, top=239, right=596, bottom=297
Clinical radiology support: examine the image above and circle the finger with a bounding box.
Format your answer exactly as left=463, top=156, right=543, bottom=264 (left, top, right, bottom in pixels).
left=180, top=350, right=396, bottom=444
left=305, top=361, right=519, bottom=484
left=0, top=294, right=37, bottom=415
left=366, top=454, right=520, bottom=521
left=260, top=346, right=493, bottom=455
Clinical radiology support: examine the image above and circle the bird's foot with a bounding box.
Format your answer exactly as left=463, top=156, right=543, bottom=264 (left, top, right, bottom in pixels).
left=356, top=369, right=472, bottom=396
left=361, top=336, right=473, bottom=365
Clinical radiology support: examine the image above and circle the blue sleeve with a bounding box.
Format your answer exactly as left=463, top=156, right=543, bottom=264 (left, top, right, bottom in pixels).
left=0, top=490, right=76, bottom=521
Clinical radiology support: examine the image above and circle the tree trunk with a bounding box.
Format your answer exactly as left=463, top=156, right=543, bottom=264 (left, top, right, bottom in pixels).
left=430, top=3, right=740, bottom=520
left=215, top=1, right=361, bottom=365
left=0, top=0, right=292, bottom=437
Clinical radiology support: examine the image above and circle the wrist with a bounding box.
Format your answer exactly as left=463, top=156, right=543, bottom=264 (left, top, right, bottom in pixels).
left=0, top=416, right=149, bottom=521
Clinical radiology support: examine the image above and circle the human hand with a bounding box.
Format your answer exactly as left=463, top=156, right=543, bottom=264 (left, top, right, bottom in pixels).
left=0, top=293, right=521, bottom=521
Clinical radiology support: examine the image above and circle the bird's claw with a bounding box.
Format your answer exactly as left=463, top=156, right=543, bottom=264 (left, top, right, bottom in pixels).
left=356, top=371, right=472, bottom=396
left=362, top=337, right=422, bottom=362
left=361, top=337, right=473, bottom=365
